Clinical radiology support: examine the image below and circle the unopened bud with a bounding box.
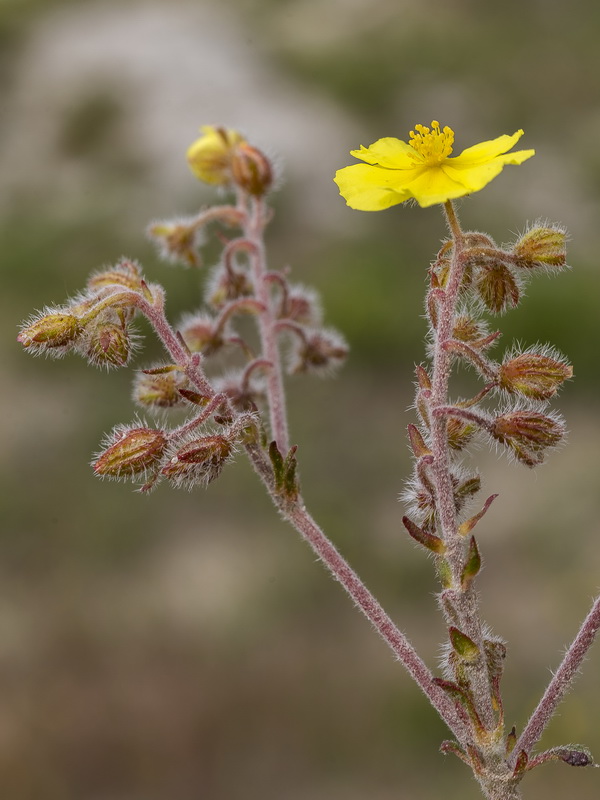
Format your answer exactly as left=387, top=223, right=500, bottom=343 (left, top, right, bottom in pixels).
left=18, top=310, right=81, bottom=353
left=288, top=327, right=348, bottom=375
left=513, top=225, right=567, bottom=270
left=475, top=263, right=520, bottom=314
left=186, top=125, right=245, bottom=186
left=206, top=265, right=253, bottom=309
left=491, top=410, right=565, bottom=467
left=499, top=350, right=572, bottom=399
left=133, top=367, right=187, bottom=409
left=452, top=315, right=490, bottom=346
left=230, top=141, right=273, bottom=196
left=147, top=220, right=200, bottom=268
left=281, top=285, right=322, bottom=326
left=178, top=313, right=224, bottom=356
left=93, top=426, right=167, bottom=478
left=87, top=259, right=144, bottom=293
left=447, top=417, right=477, bottom=451
left=83, top=317, right=133, bottom=368
left=161, top=434, right=233, bottom=488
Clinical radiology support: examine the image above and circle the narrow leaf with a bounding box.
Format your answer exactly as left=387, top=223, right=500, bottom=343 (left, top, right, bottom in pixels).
left=407, top=424, right=430, bottom=458
left=458, top=494, right=499, bottom=536
left=402, top=516, right=446, bottom=555
left=449, top=626, right=480, bottom=662
left=461, top=536, right=481, bottom=590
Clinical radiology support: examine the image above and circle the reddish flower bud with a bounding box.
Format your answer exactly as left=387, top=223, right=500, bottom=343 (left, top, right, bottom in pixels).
left=452, top=315, right=489, bottom=345
left=230, top=141, right=273, bottom=197
left=178, top=313, right=224, bottom=356
left=205, top=265, right=253, bottom=309
left=513, top=224, right=567, bottom=270
left=161, top=434, right=233, bottom=488
left=93, top=426, right=168, bottom=478
left=447, top=417, right=477, bottom=451
left=281, top=285, right=322, bottom=327
left=498, top=349, right=572, bottom=399
left=475, top=263, right=520, bottom=313
left=490, top=410, right=566, bottom=467
left=288, top=328, right=348, bottom=375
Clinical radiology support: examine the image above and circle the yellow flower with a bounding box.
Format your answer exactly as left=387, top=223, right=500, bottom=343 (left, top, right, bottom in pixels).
left=187, top=125, right=246, bottom=185
left=334, top=121, right=535, bottom=210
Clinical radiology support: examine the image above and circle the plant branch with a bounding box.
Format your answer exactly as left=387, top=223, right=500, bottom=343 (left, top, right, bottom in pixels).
left=511, top=593, right=600, bottom=764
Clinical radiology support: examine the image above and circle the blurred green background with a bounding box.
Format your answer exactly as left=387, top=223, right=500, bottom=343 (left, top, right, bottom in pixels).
left=2, top=0, right=600, bottom=798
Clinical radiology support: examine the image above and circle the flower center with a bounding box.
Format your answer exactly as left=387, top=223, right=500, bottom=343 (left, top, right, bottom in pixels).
left=408, top=121, right=454, bottom=164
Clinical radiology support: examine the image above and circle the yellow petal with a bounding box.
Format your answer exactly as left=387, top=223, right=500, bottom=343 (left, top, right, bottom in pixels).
left=404, top=168, right=475, bottom=207
left=350, top=137, right=417, bottom=168
left=452, top=130, right=527, bottom=165
left=334, top=164, right=407, bottom=210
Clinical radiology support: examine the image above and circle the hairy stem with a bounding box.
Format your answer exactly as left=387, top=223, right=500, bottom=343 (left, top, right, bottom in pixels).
left=511, top=592, right=600, bottom=764
left=283, top=500, right=468, bottom=744
left=245, top=197, right=290, bottom=452
left=427, top=201, right=496, bottom=730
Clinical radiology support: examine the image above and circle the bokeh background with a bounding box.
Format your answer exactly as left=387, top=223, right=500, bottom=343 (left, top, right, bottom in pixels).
left=2, top=1, right=600, bottom=798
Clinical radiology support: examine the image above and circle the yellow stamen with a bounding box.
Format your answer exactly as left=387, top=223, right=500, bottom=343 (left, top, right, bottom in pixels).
left=409, top=121, right=455, bottom=164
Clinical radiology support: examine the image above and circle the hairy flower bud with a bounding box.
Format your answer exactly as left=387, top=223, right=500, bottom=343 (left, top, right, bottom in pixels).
left=447, top=417, right=477, bottom=451
left=161, top=434, right=233, bottom=489
left=82, top=315, right=134, bottom=368
left=133, top=366, right=187, bottom=409
left=475, top=263, right=520, bottom=313
left=280, top=285, right=323, bottom=326
left=147, top=219, right=201, bottom=268
left=512, top=224, right=567, bottom=270
left=287, top=327, right=348, bottom=375
left=205, top=264, right=253, bottom=309
left=490, top=410, right=565, bottom=467
left=187, top=125, right=245, bottom=186
left=178, top=313, right=224, bottom=356
left=231, top=141, right=273, bottom=196
left=18, top=309, right=81, bottom=355
left=93, top=426, right=168, bottom=478
left=499, top=349, right=573, bottom=399
left=87, top=259, right=144, bottom=293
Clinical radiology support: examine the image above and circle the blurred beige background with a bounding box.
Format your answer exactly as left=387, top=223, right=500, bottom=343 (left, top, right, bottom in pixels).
left=2, top=0, right=600, bottom=798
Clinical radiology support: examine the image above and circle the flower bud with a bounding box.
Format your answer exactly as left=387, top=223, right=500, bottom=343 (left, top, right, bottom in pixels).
left=87, top=259, right=144, bottom=293
left=178, top=313, right=224, bottom=356
left=18, top=310, right=81, bottom=354
left=490, top=410, right=565, bottom=467
left=280, top=285, right=322, bottom=326
left=93, top=426, right=168, bottom=478
left=186, top=125, right=245, bottom=186
left=83, top=317, right=133, bottom=368
left=499, top=350, right=572, bottom=399
left=205, top=264, right=253, bottom=309
left=230, top=141, right=273, bottom=196
left=287, top=327, right=348, bottom=375
left=452, top=315, right=489, bottom=344
left=133, top=367, right=187, bottom=409
left=147, top=220, right=200, bottom=268
left=475, top=263, right=520, bottom=313
left=447, top=417, right=477, bottom=451
left=513, top=224, right=567, bottom=270
left=161, top=434, right=233, bottom=489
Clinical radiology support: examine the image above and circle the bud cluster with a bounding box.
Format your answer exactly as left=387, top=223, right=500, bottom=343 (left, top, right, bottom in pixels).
left=18, top=124, right=348, bottom=498
left=17, top=259, right=148, bottom=369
